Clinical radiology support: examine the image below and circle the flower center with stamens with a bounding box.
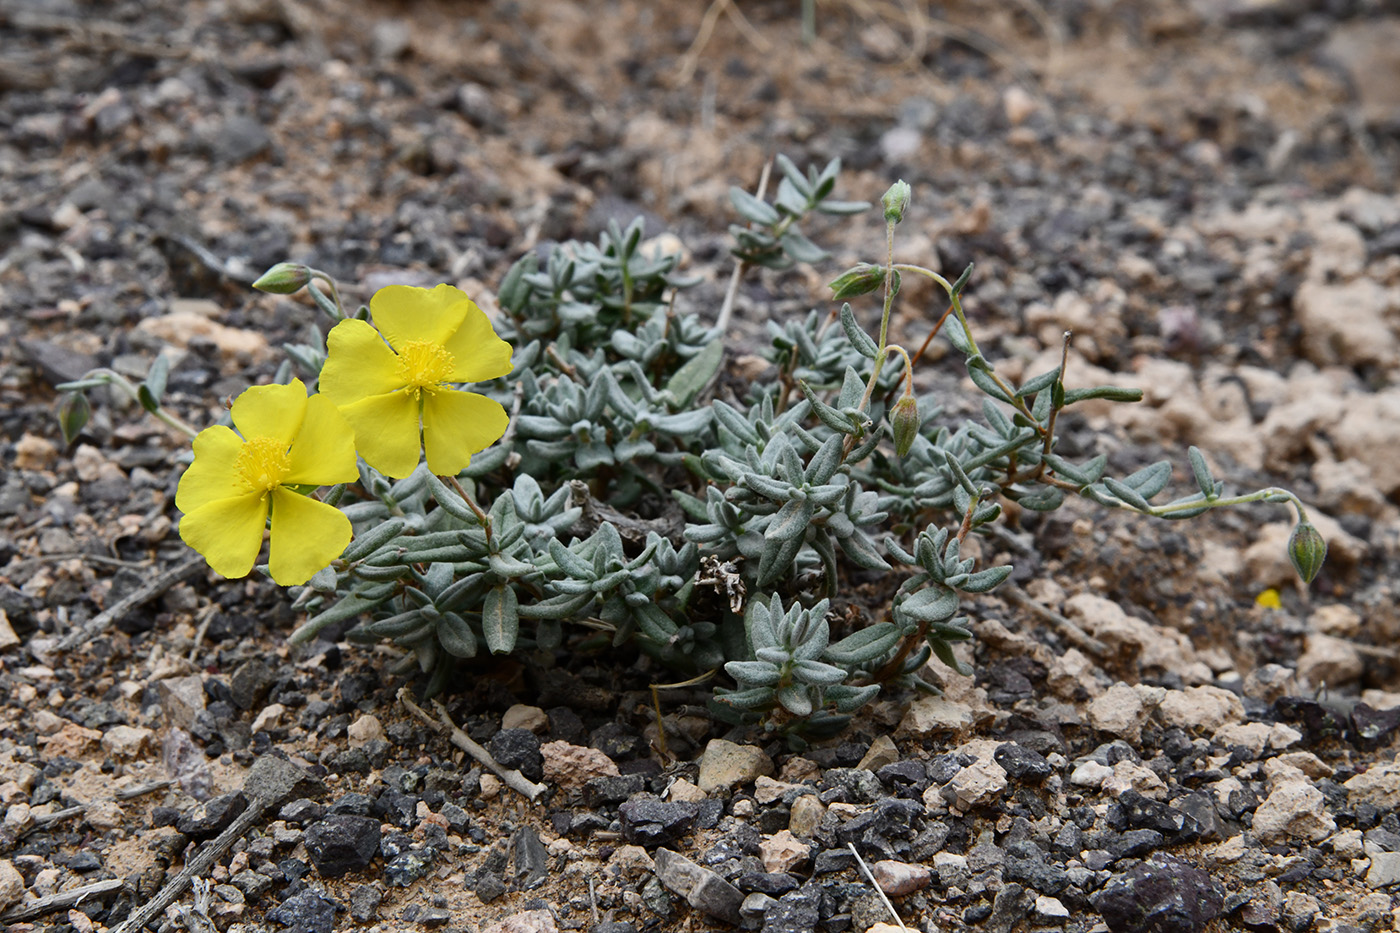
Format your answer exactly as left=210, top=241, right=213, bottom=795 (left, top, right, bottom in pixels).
left=235, top=436, right=291, bottom=494
left=395, top=340, right=455, bottom=399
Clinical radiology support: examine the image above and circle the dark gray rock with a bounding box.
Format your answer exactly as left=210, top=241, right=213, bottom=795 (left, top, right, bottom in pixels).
left=1115, top=790, right=1200, bottom=841
left=512, top=825, right=549, bottom=889
left=230, top=659, right=275, bottom=710
left=487, top=728, right=544, bottom=781
left=229, top=869, right=273, bottom=900
left=303, top=815, right=381, bottom=877
left=384, top=847, right=435, bottom=886
left=986, top=882, right=1037, bottom=933
left=475, top=870, right=507, bottom=903
left=279, top=799, right=325, bottom=825
left=760, top=886, right=821, bottom=933
left=417, top=906, right=451, bottom=927
left=876, top=760, right=928, bottom=789
left=583, top=773, right=647, bottom=807
left=327, top=747, right=371, bottom=775
left=267, top=888, right=337, bottom=933
left=619, top=795, right=700, bottom=848
left=821, top=768, right=884, bottom=803
left=995, top=743, right=1054, bottom=782
left=439, top=801, right=471, bottom=834
left=654, top=847, right=745, bottom=925
left=177, top=792, right=248, bottom=837
left=590, top=721, right=646, bottom=760
left=245, top=755, right=324, bottom=807
left=328, top=793, right=374, bottom=816
left=736, top=871, right=800, bottom=896
left=1092, top=854, right=1225, bottom=933
left=1005, top=852, right=1069, bottom=894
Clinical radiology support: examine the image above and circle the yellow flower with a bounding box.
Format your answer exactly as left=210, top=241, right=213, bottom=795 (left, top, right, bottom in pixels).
left=176, top=379, right=358, bottom=585
left=319, top=284, right=512, bottom=478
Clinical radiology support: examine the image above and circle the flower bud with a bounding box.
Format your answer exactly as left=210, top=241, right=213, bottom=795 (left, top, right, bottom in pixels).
left=882, top=180, right=912, bottom=225
left=57, top=391, right=90, bottom=446
left=829, top=263, right=884, bottom=300
left=1287, top=520, right=1327, bottom=584
left=252, top=262, right=312, bottom=295
left=890, top=393, right=920, bottom=457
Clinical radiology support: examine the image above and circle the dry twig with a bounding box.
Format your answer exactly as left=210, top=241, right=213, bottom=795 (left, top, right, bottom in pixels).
left=0, top=879, right=123, bottom=924
left=57, top=554, right=205, bottom=651
left=398, top=688, right=547, bottom=802
left=1000, top=583, right=1108, bottom=658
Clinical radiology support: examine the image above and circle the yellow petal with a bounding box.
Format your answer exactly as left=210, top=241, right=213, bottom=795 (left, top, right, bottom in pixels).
left=370, top=284, right=469, bottom=349
left=267, top=488, right=353, bottom=585
left=175, top=425, right=249, bottom=513
left=442, top=300, right=514, bottom=383
left=230, top=379, right=308, bottom=448
left=339, top=390, right=423, bottom=478
left=421, top=389, right=509, bottom=476
left=285, top=395, right=360, bottom=486
left=179, top=491, right=269, bottom=579
left=320, top=319, right=405, bottom=406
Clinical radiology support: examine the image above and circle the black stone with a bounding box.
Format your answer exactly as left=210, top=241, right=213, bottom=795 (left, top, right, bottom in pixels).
left=1092, top=854, right=1225, bottom=933
left=267, top=889, right=337, bottom=933
left=994, top=743, right=1054, bottom=783
left=762, top=888, right=821, bottom=933
left=488, top=728, right=544, bottom=781
left=230, top=659, right=275, bottom=710
left=418, top=906, right=451, bottom=927
left=813, top=849, right=857, bottom=874
left=327, top=747, right=370, bottom=775
left=1005, top=853, right=1068, bottom=894
left=737, top=871, right=801, bottom=895
left=352, top=885, right=386, bottom=918
left=328, top=793, right=374, bottom=816
left=512, top=825, right=549, bottom=889
left=590, top=721, right=646, bottom=760
left=177, top=792, right=248, bottom=837
left=926, top=753, right=971, bottom=785
left=619, top=795, right=699, bottom=848
left=821, top=768, right=883, bottom=803
left=1351, top=703, right=1400, bottom=748
left=372, top=789, right=418, bottom=827
left=987, top=883, right=1037, bottom=933
left=279, top=799, right=325, bottom=825
left=303, top=815, right=381, bottom=877
left=384, top=847, right=435, bottom=886
left=1271, top=697, right=1347, bottom=745
left=1110, top=829, right=1166, bottom=860
left=1117, top=790, right=1200, bottom=841
left=475, top=870, right=507, bottom=903
left=876, top=760, right=928, bottom=789
left=582, top=773, right=647, bottom=808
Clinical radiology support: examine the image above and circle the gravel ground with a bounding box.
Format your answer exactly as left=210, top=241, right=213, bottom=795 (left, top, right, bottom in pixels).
left=2, top=2, right=1400, bottom=932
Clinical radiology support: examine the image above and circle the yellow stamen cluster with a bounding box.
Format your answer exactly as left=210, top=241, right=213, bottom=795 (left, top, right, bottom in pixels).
left=395, top=340, right=455, bottom=398
left=235, top=436, right=291, bottom=494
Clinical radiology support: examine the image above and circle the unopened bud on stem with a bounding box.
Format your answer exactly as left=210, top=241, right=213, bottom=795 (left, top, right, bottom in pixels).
left=253, top=262, right=312, bottom=295
left=829, top=263, right=885, bottom=300
left=882, top=180, right=911, bottom=225
left=1287, top=520, right=1327, bottom=584
left=890, top=393, right=920, bottom=457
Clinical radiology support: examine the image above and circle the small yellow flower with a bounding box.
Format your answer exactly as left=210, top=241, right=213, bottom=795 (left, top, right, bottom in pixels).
left=319, top=284, right=512, bottom=478
left=176, top=379, right=358, bottom=585
left=1255, top=588, right=1282, bottom=610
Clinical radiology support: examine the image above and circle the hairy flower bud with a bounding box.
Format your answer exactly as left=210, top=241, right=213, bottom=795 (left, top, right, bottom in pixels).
left=829, top=263, right=885, bottom=300
left=1287, top=520, right=1327, bottom=584
left=253, top=262, right=312, bottom=295
left=882, top=180, right=911, bottom=225
left=57, top=391, right=90, bottom=446
left=891, top=393, right=920, bottom=457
